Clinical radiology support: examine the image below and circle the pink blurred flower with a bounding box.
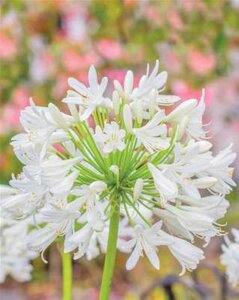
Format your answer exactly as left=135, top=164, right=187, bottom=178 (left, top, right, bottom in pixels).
left=164, top=52, right=181, bottom=73
left=0, top=87, right=30, bottom=132
left=30, top=51, right=55, bottom=83
left=188, top=50, right=216, bottom=75
left=96, top=39, right=123, bottom=60
left=13, top=86, right=30, bottom=107
left=63, top=50, right=82, bottom=72
left=104, top=68, right=141, bottom=88
left=81, top=51, right=100, bottom=68
left=141, top=7, right=162, bottom=25
left=62, top=3, right=88, bottom=42
left=231, top=120, right=239, bottom=133
left=168, top=10, right=184, bottom=30
left=104, top=69, right=127, bottom=85
left=53, top=73, right=69, bottom=99
left=123, top=0, right=138, bottom=5
left=172, top=80, right=213, bottom=105
left=2, top=104, right=21, bottom=130
left=0, top=32, right=17, bottom=59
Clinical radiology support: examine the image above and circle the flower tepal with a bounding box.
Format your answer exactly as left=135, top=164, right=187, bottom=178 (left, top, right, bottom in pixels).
left=1, top=61, right=236, bottom=279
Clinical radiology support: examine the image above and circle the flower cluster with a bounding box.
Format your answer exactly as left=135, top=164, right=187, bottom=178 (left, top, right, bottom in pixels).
left=220, top=228, right=239, bottom=287
left=0, top=61, right=236, bottom=276
left=0, top=185, right=36, bottom=282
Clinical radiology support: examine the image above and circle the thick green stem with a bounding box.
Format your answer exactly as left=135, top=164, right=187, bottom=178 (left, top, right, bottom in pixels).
left=62, top=251, right=72, bottom=300
left=99, top=194, right=120, bottom=300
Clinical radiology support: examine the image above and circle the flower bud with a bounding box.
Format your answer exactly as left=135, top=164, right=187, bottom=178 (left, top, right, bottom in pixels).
left=166, top=99, right=197, bottom=122
left=133, top=178, right=144, bottom=201
left=110, top=165, right=119, bottom=176
left=123, top=104, right=133, bottom=133
left=90, top=181, right=107, bottom=193
left=149, top=89, right=157, bottom=117
left=124, top=70, right=134, bottom=95
left=114, top=80, right=123, bottom=95
left=178, top=116, right=189, bottom=140
left=112, top=91, right=122, bottom=115
left=135, top=100, right=143, bottom=124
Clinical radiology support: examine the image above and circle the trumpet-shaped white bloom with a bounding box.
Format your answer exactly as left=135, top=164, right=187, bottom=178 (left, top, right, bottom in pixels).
left=159, top=231, right=205, bottom=275
left=1, top=61, right=236, bottom=279
left=221, top=229, right=239, bottom=287
left=155, top=204, right=220, bottom=244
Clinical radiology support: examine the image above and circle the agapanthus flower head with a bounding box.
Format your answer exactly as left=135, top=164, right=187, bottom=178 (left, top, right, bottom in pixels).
left=1, top=61, right=236, bottom=277
left=221, top=228, right=239, bottom=287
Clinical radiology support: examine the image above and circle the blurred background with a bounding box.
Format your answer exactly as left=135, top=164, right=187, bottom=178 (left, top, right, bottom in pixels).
left=0, top=0, right=238, bottom=299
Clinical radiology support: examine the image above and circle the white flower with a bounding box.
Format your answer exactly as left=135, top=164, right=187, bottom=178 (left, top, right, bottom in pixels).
left=67, top=208, right=108, bottom=260
left=133, top=111, right=170, bottom=152
left=221, top=229, right=239, bottom=287
left=159, top=231, right=205, bottom=275
left=121, top=222, right=170, bottom=270
left=156, top=203, right=220, bottom=244
left=178, top=195, right=229, bottom=220
left=27, top=225, right=60, bottom=256
left=166, top=91, right=206, bottom=140
left=63, top=65, right=112, bottom=120
left=1, top=174, right=46, bottom=217
left=71, top=183, right=106, bottom=213
left=201, top=144, right=237, bottom=194
left=3, top=61, right=236, bottom=279
left=41, top=155, right=81, bottom=188
left=94, top=122, right=126, bottom=153
left=0, top=216, right=36, bottom=283
left=148, top=163, right=178, bottom=202
left=11, top=100, right=70, bottom=158
left=41, top=197, right=81, bottom=224
left=114, top=61, right=180, bottom=119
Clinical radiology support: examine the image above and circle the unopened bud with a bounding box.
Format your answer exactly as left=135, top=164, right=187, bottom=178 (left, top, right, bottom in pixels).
left=110, top=165, right=119, bottom=176
left=114, top=80, right=123, bottom=95
left=149, top=89, right=157, bottom=117
left=166, top=99, right=197, bottom=122
left=124, top=70, right=134, bottom=95
left=112, top=91, right=122, bottom=115
left=133, top=178, right=144, bottom=201
left=90, top=181, right=107, bottom=193
left=123, top=104, right=133, bottom=133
